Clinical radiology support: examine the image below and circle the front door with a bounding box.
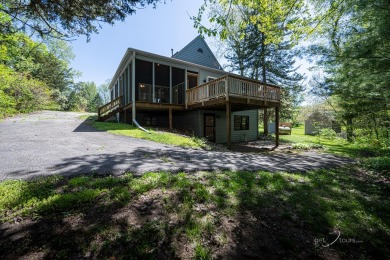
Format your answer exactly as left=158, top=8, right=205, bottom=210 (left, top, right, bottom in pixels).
left=187, top=73, right=198, bottom=89
left=204, top=114, right=216, bottom=142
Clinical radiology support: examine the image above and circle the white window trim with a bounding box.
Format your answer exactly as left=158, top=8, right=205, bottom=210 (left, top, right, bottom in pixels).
left=207, top=76, right=217, bottom=82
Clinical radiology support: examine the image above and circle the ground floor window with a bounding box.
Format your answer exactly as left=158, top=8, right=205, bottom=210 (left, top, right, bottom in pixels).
left=234, top=115, right=249, bottom=130
left=144, top=115, right=158, bottom=126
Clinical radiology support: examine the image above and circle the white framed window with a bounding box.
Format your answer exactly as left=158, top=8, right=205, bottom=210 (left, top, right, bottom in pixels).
left=207, top=76, right=217, bottom=82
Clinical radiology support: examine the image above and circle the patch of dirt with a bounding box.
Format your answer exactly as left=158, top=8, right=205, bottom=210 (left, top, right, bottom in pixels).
left=0, top=186, right=376, bottom=260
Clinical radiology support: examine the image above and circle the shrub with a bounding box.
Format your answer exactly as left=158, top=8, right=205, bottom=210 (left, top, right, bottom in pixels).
left=319, top=128, right=337, bottom=140
left=291, top=143, right=323, bottom=150
left=0, top=64, right=50, bottom=119
left=360, top=156, right=390, bottom=173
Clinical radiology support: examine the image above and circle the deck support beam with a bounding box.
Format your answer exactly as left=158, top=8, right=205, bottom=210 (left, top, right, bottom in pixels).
left=275, top=106, right=280, bottom=147
left=226, top=102, right=231, bottom=149
left=169, top=108, right=173, bottom=130
left=263, top=108, right=268, bottom=135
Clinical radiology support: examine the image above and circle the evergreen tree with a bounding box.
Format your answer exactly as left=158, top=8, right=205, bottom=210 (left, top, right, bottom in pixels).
left=203, top=4, right=305, bottom=122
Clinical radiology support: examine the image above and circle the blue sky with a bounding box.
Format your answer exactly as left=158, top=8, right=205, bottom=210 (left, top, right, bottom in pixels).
left=70, top=0, right=312, bottom=91
left=70, top=0, right=208, bottom=86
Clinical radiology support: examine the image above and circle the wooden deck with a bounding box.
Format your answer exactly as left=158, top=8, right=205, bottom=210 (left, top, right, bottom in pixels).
left=186, top=75, right=280, bottom=109
left=98, top=75, right=281, bottom=121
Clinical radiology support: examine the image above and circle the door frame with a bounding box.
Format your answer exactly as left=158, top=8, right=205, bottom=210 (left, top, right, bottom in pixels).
left=187, top=72, right=198, bottom=89
left=204, top=113, right=216, bottom=142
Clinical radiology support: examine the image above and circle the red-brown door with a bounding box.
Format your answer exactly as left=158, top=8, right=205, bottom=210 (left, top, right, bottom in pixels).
left=204, top=114, right=216, bottom=142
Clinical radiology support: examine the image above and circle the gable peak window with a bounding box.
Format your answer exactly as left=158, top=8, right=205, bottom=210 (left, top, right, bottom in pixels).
left=197, top=48, right=204, bottom=53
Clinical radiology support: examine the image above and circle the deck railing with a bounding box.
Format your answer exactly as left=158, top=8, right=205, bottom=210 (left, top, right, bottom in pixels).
left=98, top=95, right=122, bottom=118
left=187, top=76, right=227, bottom=105
left=186, top=75, right=280, bottom=105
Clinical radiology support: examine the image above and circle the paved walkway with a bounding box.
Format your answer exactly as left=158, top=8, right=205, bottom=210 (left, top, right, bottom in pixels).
left=0, top=111, right=352, bottom=180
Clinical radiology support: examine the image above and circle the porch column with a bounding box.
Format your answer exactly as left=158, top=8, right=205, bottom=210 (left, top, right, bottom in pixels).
left=263, top=108, right=268, bottom=135
left=152, top=62, right=155, bottom=103
left=275, top=106, right=280, bottom=147
left=128, top=64, right=131, bottom=104
left=226, top=102, right=231, bottom=149
left=132, top=52, right=136, bottom=122
left=169, top=108, right=173, bottom=130
left=169, top=66, right=172, bottom=104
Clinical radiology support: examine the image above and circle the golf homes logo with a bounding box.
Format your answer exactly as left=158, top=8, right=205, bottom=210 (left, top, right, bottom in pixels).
left=314, top=230, right=363, bottom=247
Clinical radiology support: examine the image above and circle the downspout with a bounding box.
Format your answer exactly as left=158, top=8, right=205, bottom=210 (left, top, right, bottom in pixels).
left=131, top=50, right=150, bottom=134
left=132, top=118, right=150, bottom=133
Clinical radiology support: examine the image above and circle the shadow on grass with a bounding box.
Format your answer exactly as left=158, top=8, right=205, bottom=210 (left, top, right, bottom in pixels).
left=1, top=166, right=389, bottom=259
left=73, top=116, right=102, bottom=133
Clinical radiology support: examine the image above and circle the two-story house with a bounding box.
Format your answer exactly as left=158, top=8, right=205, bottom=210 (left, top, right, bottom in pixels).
left=98, top=36, right=281, bottom=148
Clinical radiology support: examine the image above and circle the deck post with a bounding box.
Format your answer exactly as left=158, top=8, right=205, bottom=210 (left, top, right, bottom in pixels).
left=132, top=52, right=136, bottom=123
left=263, top=108, right=268, bottom=135
left=226, top=102, right=231, bottom=149
left=225, top=76, right=229, bottom=101
left=169, top=108, right=173, bottom=130
left=275, top=106, right=280, bottom=147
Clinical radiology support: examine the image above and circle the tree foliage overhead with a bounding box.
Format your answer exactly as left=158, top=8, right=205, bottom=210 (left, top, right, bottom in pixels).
left=197, top=1, right=305, bottom=121
left=194, top=0, right=310, bottom=45
left=0, top=0, right=161, bottom=39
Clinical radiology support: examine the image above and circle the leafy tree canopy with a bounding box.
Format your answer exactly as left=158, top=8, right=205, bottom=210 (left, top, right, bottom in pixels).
left=0, top=0, right=161, bottom=40
left=194, top=0, right=310, bottom=45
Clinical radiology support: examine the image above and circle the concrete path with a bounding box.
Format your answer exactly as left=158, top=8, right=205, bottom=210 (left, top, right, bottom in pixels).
left=0, top=111, right=352, bottom=180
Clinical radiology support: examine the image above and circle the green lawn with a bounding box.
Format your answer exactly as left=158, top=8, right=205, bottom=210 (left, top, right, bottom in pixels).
left=89, top=120, right=209, bottom=149
left=2, top=117, right=385, bottom=258
left=274, top=125, right=389, bottom=158
left=0, top=167, right=388, bottom=259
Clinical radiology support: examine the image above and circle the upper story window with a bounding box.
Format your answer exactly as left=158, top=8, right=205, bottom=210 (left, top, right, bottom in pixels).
left=207, top=76, right=216, bottom=82
left=197, top=48, right=204, bottom=53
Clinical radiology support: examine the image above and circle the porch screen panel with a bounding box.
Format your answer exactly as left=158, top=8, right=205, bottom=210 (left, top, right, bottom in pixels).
left=128, top=63, right=132, bottom=102
left=172, top=67, right=185, bottom=104
left=124, top=67, right=128, bottom=105
left=135, top=59, right=153, bottom=102
left=155, top=63, right=170, bottom=103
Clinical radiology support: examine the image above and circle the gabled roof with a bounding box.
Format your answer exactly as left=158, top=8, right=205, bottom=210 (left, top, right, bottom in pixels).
left=172, top=35, right=223, bottom=70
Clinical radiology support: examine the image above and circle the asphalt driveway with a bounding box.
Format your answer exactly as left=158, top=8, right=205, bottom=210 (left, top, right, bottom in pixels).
left=0, top=111, right=352, bottom=180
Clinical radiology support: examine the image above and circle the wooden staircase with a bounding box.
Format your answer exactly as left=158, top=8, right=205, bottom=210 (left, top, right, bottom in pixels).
left=98, top=96, right=122, bottom=121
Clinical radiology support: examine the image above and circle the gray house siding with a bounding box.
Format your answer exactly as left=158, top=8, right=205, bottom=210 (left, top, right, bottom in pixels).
left=182, top=109, right=258, bottom=144
left=172, top=36, right=222, bottom=70
left=175, top=111, right=202, bottom=136
left=198, top=70, right=225, bottom=84
left=231, top=110, right=259, bottom=142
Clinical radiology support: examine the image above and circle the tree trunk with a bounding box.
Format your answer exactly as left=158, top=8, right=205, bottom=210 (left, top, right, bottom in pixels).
left=261, top=32, right=268, bottom=135
left=346, top=117, right=353, bottom=142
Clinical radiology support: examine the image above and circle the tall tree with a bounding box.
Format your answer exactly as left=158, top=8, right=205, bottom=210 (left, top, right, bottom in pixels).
left=196, top=2, right=305, bottom=123
left=0, top=0, right=162, bottom=40
left=98, top=80, right=111, bottom=105
left=308, top=0, right=390, bottom=142
left=0, top=11, right=78, bottom=114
